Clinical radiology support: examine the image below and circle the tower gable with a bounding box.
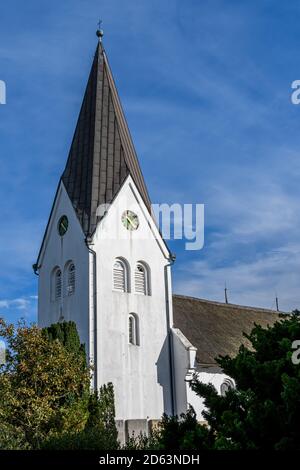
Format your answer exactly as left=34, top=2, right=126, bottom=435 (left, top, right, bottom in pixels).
left=93, top=174, right=169, bottom=260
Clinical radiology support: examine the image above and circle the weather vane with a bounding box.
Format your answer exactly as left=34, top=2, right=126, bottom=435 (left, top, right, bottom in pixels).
left=96, top=19, right=104, bottom=41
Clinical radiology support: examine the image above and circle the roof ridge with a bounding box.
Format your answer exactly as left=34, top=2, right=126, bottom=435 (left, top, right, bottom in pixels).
left=172, top=293, right=281, bottom=314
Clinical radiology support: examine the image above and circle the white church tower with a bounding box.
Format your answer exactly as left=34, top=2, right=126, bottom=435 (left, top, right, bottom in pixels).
left=35, top=34, right=175, bottom=433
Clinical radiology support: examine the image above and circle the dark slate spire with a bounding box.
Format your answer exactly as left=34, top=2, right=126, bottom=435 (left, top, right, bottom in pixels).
left=62, top=39, right=151, bottom=236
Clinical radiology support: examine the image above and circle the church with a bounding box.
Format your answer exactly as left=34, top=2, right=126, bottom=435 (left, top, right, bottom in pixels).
left=35, top=33, right=279, bottom=441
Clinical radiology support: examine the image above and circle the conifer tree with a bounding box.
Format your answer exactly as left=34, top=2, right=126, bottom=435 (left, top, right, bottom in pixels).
left=190, top=312, right=300, bottom=450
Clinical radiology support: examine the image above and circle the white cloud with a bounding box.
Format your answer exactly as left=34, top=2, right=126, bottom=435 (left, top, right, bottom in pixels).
left=0, top=296, right=37, bottom=318
left=174, top=175, right=300, bottom=312
left=175, top=245, right=300, bottom=312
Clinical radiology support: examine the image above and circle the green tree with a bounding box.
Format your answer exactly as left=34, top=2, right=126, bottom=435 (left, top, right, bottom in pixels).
left=43, top=383, right=119, bottom=450
left=153, top=409, right=212, bottom=450
left=0, top=319, right=90, bottom=449
left=42, top=321, right=86, bottom=365
left=86, top=383, right=118, bottom=444
left=0, top=319, right=119, bottom=450
left=190, top=312, right=300, bottom=450
left=124, top=409, right=212, bottom=450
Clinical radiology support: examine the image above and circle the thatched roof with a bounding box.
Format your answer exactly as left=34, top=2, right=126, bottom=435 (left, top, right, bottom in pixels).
left=172, top=294, right=281, bottom=366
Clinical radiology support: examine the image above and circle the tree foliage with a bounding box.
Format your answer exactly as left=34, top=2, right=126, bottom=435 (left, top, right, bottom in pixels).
left=2, top=312, right=299, bottom=450
left=190, top=312, right=300, bottom=450
left=0, top=319, right=90, bottom=448
left=86, top=383, right=118, bottom=445
left=0, top=319, right=118, bottom=450
left=42, top=321, right=86, bottom=364
left=124, top=409, right=212, bottom=450
left=43, top=384, right=119, bottom=450
left=154, top=409, right=212, bottom=450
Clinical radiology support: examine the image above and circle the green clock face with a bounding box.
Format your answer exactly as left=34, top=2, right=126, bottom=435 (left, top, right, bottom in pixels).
left=58, top=215, right=69, bottom=236
left=122, top=210, right=139, bottom=231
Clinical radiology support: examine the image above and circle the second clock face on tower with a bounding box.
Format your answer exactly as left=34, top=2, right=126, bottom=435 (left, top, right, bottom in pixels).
left=58, top=215, right=69, bottom=236
left=121, top=210, right=139, bottom=231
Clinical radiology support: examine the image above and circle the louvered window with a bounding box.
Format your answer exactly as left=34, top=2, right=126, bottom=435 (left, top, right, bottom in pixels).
left=67, top=263, right=75, bottom=295
left=55, top=269, right=62, bottom=300
left=129, top=315, right=135, bottom=344
left=135, top=263, right=148, bottom=295
left=220, top=378, right=235, bottom=396
left=113, top=260, right=126, bottom=292
left=129, top=313, right=139, bottom=345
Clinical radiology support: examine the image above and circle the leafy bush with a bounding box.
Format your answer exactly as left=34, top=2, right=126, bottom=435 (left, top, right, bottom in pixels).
left=0, top=320, right=118, bottom=450
left=124, top=408, right=212, bottom=450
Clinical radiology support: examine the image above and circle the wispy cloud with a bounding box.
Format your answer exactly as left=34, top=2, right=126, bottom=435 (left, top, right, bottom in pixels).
left=0, top=297, right=34, bottom=311
left=0, top=296, right=37, bottom=320
left=173, top=154, right=300, bottom=312
left=175, top=245, right=300, bottom=312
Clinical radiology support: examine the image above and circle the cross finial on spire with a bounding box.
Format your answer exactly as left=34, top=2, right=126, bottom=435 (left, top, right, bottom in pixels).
left=96, top=19, right=104, bottom=42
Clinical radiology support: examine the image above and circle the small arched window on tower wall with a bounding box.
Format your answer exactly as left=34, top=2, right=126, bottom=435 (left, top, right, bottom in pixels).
left=113, top=258, right=129, bottom=292
left=54, top=268, right=62, bottom=301
left=66, top=263, right=75, bottom=296
left=128, top=313, right=139, bottom=346
left=134, top=262, right=150, bottom=295
left=220, top=378, right=235, bottom=396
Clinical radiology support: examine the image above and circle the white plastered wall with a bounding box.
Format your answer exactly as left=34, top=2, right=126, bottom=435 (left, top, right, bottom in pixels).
left=186, top=368, right=232, bottom=420
left=37, top=182, right=90, bottom=355
left=91, top=175, right=173, bottom=421
left=172, top=327, right=232, bottom=420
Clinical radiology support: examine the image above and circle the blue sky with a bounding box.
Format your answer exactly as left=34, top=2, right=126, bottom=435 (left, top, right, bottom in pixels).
left=1, top=0, right=300, bottom=323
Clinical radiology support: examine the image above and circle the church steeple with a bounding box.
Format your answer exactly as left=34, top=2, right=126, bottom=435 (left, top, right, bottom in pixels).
left=62, top=37, right=151, bottom=236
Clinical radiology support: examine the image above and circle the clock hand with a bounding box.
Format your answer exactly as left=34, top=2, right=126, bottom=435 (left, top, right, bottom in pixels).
left=126, top=216, right=135, bottom=228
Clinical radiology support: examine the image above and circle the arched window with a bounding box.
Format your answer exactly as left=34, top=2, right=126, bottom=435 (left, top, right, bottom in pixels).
left=134, top=262, right=150, bottom=295
left=113, top=258, right=129, bottom=292
left=220, top=378, right=235, bottom=396
left=129, top=315, right=135, bottom=344
left=129, top=313, right=139, bottom=346
left=66, top=263, right=75, bottom=296
left=54, top=269, right=62, bottom=301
